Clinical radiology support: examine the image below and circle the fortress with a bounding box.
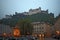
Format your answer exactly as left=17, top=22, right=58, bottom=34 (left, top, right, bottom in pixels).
left=5, top=7, right=51, bottom=19
left=15, top=7, right=48, bottom=15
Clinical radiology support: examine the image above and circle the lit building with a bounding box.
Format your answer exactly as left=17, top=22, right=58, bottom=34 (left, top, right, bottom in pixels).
left=31, top=22, right=51, bottom=37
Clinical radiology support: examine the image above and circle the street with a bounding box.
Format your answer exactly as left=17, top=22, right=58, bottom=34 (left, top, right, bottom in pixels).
left=44, top=38, right=57, bottom=40
left=36, top=37, right=58, bottom=40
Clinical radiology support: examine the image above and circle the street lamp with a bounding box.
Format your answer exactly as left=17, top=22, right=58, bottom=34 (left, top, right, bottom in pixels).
left=39, top=34, right=44, bottom=40
left=3, top=33, right=7, bottom=37
left=56, top=31, right=60, bottom=40
left=3, top=33, right=7, bottom=40
left=39, top=34, right=41, bottom=37
left=56, top=31, right=60, bottom=35
left=39, top=34, right=42, bottom=40
left=42, top=34, right=44, bottom=37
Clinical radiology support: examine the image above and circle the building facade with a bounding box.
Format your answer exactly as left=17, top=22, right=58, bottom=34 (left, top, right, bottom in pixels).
left=31, top=22, right=52, bottom=37
left=15, top=7, right=49, bottom=15
left=5, top=15, right=12, bottom=19
left=54, top=16, right=60, bottom=34
left=0, top=24, right=12, bottom=36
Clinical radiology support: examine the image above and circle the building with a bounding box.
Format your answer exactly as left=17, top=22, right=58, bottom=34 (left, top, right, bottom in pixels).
left=14, top=7, right=49, bottom=15
left=28, top=7, right=41, bottom=15
left=5, top=15, right=12, bottom=19
left=31, top=22, right=51, bottom=37
left=0, top=24, right=12, bottom=36
left=54, top=15, right=60, bottom=34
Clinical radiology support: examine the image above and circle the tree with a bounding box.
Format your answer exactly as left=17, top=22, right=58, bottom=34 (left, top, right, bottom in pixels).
left=17, top=19, right=33, bottom=35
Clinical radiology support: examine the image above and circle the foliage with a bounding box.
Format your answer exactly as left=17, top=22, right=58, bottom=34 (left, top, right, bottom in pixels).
left=1, top=13, right=55, bottom=26
left=17, top=19, right=33, bottom=35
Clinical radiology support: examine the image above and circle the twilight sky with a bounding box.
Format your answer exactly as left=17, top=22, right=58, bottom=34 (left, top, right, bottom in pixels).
left=0, top=0, right=60, bottom=19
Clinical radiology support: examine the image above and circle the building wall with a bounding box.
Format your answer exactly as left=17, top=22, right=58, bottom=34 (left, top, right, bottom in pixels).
left=28, top=8, right=41, bottom=15
left=32, top=22, right=51, bottom=35
left=5, top=15, right=12, bottom=19
left=54, top=17, right=60, bottom=31
left=0, top=24, right=12, bottom=35
left=21, top=7, right=48, bottom=15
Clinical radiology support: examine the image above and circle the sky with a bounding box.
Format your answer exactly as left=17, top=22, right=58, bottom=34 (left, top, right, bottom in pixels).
left=0, top=0, right=60, bottom=19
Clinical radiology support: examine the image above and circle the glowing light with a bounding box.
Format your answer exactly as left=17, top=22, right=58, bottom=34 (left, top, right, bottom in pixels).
left=42, top=34, right=44, bottom=37
left=13, top=27, right=20, bottom=37
left=56, top=31, right=60, bottom=34
left=39, top=34, right=41, bottom=37
left=3, top=33, right=7, bottom=37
